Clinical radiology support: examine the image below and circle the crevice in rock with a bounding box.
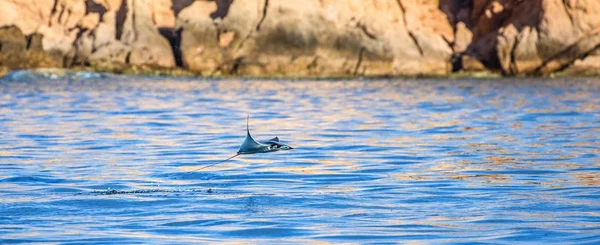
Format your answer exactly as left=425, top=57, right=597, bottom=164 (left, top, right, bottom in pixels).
left=441, top=34, right=454, bottom=69
left=57, top=5, right=66, bottom=25
left=116, top=0, right=128, bottom=40
left=565, top=43, right=600, bottom=70
left=125, top=51, right=131, bottom=64
left=508, top=36, right=520, bottom=75
left=408, top=32, right=424, bottom=56
left=256, top=0, right=269, bottom=31
left=357, top=22, right=376, bottom=40
left=130, top=0, right=137, bottom=42
left=438, top=0, right=473, bottom=28
left=353, top=47, right=365, bottom=75
left=562, top=0, right=575, bottom=27
left=62, top=55, right=70, bottom=67
left=62, top=8, right=74, bottom=27
left=25, top=35, right=34, bottom=50
left=451, top=54, right=462, bottom=72
left=70, top=27, right=89, bottom=65
left=531, top=28, right=600, bottom=75
left=235, top=0, right=269, bottom=51
left=395, top=0, right=408, bottom=26
left=235, top=32, right=252, bottom=51
left=91, top=42, right=108, bottom=53
left=441, top=1, right=473, bottom=72
left=85, top=0, right=107, bottom=20
left=158, top=27, right=183, bottom=67
left=171, top=0, right=195, bottom=16
left=545, top=43, right=600, bottom=75
left=213, top=56, right=245, bottom=75
left=395, top=0, right=424, bottom=56
left=215, top=28, right=222, bottom=44
left=231, top=57, right=243, bottom=74
left=210, top=0, right=234, bottom=19
left=49, top=0, right=59, bottom=27
left=442, top=35, right=453, bottom=50
left=307, top=56, right=319, bottom=70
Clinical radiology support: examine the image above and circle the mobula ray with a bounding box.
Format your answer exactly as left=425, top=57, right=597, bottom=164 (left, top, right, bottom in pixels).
left=188, top=116, right=293, bottom=172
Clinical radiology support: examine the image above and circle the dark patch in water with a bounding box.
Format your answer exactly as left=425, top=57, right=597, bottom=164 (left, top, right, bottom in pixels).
left=89, top=188, right=215, bottom=196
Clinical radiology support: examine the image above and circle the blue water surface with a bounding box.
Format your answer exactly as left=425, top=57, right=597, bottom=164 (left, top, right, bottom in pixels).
left=1, top=71, right=599, bottom=244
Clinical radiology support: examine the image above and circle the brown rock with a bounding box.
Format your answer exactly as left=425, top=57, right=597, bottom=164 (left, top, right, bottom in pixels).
left=79, top=13, right=101, bottom=30
left=0, top=66, right=8, bottom=77
left=123, top=0, right=175, bottom=68
left=0, top=25, right=27, bottom=53
left=531, top=0, right=600, bottom=75
left=0, top=0, right=54, bottom=35
left=87, top=10, right=127, bottom=65
left=89, top=42, right=131, bottom=66
left=177, top=0, right=454, bottom=76
left=563, top=48, right=600, bottom=75
left=466, top=0, right=600, bottom=75
left=0, top=25, right=61, bottom=69
left=0, top=25, right=28, bottom=69
left=454, top=22, right=472, bottom=53
left=152, top=0, right=176, bottom=28
left=461, top=55, right=487, bottom=72
left=3, top=0, right=600, bottom=76
left=177, top=0, right=221, bottom=73
left=85, top=0, right=174, bottom=68
left=27, top=33, right=45, bottom=52
left=72, top=29, right=95, bottom=65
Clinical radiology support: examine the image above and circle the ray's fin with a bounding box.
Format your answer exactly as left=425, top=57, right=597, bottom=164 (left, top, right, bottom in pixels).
left=239, top=115, right=264, bottom=153
left=268, top=137, right=280, bottom=142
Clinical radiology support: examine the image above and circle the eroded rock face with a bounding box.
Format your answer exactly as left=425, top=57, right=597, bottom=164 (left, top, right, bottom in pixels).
left=453, top=0, right=600, bottom=75
left=1, top=0, right=600, bottom=76
left=124, top=0, right=176, bottom=67
left=177, top=0, right=454, bottom=76
left=0, top=0, right=175, bottom=70
left=86, top=0, right=175, bottom=68
left=0, top=25, right=61, bottom=70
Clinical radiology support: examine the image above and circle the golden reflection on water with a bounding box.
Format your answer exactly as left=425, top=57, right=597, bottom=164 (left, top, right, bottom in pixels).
left=1, top=78, right=599, bottom=186
left=575, top=172, right=600, bottom=186
left=1, top=77, right=600, bottom=243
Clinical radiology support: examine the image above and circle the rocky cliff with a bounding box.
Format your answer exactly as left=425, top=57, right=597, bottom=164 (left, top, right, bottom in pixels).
left=1, top=0, right=599, bottom=77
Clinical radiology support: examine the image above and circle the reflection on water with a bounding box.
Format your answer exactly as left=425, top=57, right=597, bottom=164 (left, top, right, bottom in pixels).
left=1, top=72, right=600, bottom=243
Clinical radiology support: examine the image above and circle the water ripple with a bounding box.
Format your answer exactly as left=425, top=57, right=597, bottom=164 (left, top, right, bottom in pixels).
left=1, top=74, right=599, bottom=243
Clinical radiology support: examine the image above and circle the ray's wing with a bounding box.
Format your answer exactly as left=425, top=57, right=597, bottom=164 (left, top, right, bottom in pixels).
left=239, top=131, right=264, bottom=152
left=238, top=116, right=265, bottom=153
left=269, top=137, right=280, bottom=142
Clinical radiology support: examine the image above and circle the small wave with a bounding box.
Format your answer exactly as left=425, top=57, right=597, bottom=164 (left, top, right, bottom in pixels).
left=2, top=69, right=106, bottom=81
left=0, top=176, right=71, bottom=184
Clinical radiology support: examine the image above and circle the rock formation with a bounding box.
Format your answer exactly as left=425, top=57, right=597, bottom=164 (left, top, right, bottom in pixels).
left=446, top=0, right=600, bottom=76
left=176, top=0, right=453, bottom=77
left=0, top=0, right=599, bottom=77
left=0, top=25, right=61, bottom=71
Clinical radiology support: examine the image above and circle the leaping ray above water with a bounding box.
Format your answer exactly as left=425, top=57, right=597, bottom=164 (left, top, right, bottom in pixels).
left=238, top=116, right=293, bottom=154
left=186, top=116, right=293, bottom=172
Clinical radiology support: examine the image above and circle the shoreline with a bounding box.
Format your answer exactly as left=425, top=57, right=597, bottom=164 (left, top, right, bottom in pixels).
left=4, top=67, right=600, bottom=81
left=2, top=1, right=600, bottom=79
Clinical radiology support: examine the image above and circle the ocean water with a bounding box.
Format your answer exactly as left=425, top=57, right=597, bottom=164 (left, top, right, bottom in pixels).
left=1, top=71, right=599, bottom=244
